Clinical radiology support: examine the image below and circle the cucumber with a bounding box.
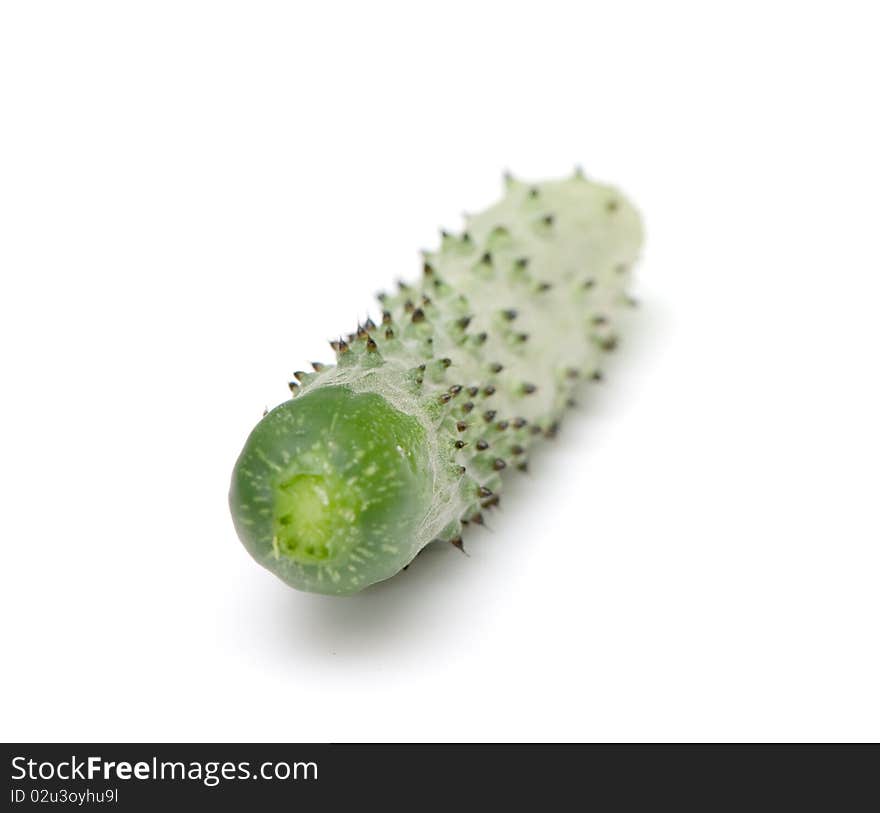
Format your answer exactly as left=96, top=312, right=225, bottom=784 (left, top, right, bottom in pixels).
left=230, top=170, right=643, bottom=594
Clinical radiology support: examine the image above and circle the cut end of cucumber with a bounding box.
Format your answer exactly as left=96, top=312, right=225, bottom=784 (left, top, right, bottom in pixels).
left=229, top=386, right=433, bottom=595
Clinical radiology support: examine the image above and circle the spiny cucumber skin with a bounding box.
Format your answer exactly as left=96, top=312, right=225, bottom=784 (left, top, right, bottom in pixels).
left=230, top=170, right=643, bottom=595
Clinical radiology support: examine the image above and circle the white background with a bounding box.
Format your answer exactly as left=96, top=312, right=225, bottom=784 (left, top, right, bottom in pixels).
left=2, top=2, right=878, bottom=743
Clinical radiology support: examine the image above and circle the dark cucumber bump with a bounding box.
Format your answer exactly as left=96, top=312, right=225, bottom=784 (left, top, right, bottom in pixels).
left=230, top=170, right=643, bottom=595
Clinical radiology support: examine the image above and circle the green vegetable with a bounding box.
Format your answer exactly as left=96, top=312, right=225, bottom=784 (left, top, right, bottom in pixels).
left=230, top=170, right=643, bottom=595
